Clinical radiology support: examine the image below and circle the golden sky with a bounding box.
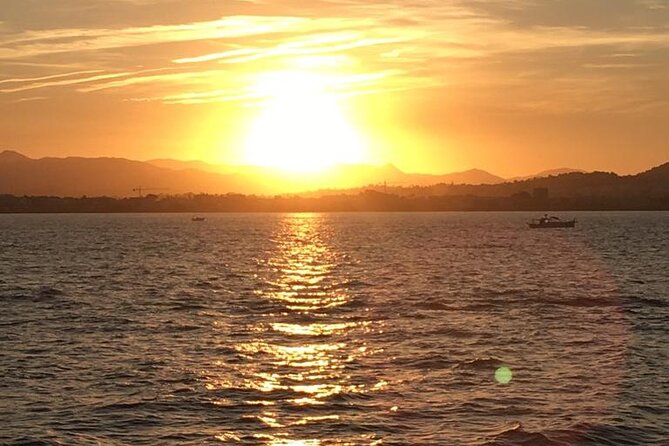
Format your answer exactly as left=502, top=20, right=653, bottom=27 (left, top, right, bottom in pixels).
left=1, top=0, right=668, bottom=176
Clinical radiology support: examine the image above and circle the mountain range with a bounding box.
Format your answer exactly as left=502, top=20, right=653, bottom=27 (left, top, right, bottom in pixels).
left=0, top=149, right=664, bottom=198
left=0, top=150, right=502, bottom=197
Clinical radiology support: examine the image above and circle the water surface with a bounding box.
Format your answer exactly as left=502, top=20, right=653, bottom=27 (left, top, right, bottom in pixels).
left=1, top=212, right=667, bottom=445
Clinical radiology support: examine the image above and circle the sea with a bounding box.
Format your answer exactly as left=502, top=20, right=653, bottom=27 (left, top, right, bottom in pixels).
left=0, top=212, right=667, bottom=445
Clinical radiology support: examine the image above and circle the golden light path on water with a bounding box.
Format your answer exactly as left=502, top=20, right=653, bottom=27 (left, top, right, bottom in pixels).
left=210, top=214, right=385, bottom=445
left=2, top=213, right=664, bottom=445
left=195, top=213, right=638, bottom=445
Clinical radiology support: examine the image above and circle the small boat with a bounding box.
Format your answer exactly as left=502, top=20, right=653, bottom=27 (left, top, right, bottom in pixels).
left=191, top=216, right=206, bottom=222
left=528, top=215, right=575, bottom=229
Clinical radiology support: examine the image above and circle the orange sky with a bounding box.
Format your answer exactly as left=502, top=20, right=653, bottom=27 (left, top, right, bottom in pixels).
left=0, top=0, right=668, bottom=177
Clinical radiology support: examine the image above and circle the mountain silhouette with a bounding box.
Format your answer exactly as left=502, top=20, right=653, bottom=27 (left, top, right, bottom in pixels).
left=508, top=168, right=586, bottom=182
left=0, top=151, right=507, bottom=197
left=364, top=163, right=669, bottom=202
left=0, top=150, right=31, bottom=162
left=1, top=150, right=666, bottom=198
left=0, top=151, right=257, bottom=197
left=635, top=162, right=669, bottom=182
left=150, top=159, right=506, bottom=188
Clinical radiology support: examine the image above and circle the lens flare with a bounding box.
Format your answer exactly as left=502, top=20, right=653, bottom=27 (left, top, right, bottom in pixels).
left=495, top=366, right=513, bottom=385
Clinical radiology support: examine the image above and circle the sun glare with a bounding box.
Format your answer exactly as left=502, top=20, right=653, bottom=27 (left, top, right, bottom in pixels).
left=243, top=72, right=367, bottom=173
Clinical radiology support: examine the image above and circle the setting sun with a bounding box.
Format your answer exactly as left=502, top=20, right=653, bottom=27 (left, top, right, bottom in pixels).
left=243, top=71, right=367, bottom=172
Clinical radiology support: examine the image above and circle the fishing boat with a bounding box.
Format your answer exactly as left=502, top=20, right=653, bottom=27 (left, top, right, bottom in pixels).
left=191, top=216, right=206, bottom=222
left=528, top=215, right=575, bottom=229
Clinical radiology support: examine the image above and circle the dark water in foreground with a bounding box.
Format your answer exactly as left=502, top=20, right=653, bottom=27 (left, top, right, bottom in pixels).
left=0, top=212, right=667, bottom=445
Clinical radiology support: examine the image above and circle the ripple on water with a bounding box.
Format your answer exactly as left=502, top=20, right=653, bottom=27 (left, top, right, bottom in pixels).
left=0, top=212, right=667, bottom=445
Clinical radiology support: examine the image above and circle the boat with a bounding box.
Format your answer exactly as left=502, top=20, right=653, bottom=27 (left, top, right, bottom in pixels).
left=528, top=215, right=576, bottom=229
left=191, top=216, right=206, bottom=222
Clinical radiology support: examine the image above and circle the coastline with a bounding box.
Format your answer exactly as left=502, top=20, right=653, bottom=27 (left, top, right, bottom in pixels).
left=1, top=192, right=668, bottom=214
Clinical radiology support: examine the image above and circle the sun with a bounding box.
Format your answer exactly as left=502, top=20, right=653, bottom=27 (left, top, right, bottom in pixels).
left=243, top=71, right=367, bottom=173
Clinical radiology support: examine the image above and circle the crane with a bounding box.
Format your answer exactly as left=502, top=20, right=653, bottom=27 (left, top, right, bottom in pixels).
left=132, top=186, right=168, bottom=198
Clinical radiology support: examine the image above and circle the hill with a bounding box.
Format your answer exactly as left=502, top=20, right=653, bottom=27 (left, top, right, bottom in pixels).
left=0, top=150, right=256, bottom=197
left=508, top=168, right=586, bottom=182
left=0, top=151, right=505, bottom=197
left=1, top=150, right=666, bottom=201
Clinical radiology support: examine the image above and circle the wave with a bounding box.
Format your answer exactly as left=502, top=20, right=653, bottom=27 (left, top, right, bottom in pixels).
left=5, top=439, right=65, bottom=446
left=461, top=293, right=623, bottom=309
left=455, top=356, right=505, bottom=371
left=483, top=422, right=570, bottom=446
left=621, top=295, right=668, bottom=308
left=0, top=286, right=65, bottom=302
left=483, top=422, right=664, bottom=446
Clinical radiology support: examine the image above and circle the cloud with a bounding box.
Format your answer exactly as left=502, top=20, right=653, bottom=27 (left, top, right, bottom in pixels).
left=0, top=69, right=103, bottom=85
left=77, top=69, right=221, bottom=93
left=0, top=71, right=137, bottom=93
left=11, top=96, right=49, bottom=104
left=0, top=16, right=308, bottom=60
left=461, top=0, right=669, bottom=31
left=122, top=69, right=420, bottom=105
left=0, top=0, right=667, bottom=115
left=172, top=32, right=413, bottom=65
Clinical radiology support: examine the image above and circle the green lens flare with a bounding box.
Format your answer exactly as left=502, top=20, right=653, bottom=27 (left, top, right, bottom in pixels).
left=495, top=366, right=513, bottom=384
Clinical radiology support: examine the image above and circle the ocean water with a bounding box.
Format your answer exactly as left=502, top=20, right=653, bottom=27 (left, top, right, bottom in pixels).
left=0, top=212, right=667, bottom=445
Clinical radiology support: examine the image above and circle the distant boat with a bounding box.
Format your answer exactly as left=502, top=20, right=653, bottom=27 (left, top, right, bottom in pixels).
left=528, top=215, right=576, bottom=229
left=191, top=216, right=206, bottom=222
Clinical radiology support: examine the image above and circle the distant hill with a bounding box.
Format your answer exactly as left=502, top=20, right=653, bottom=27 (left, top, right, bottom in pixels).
left=0, top=150, right=257, bottom=197
left=147, top=159, right=236, bottom=175
left=1, top=150, right=665, bottom=199
left=359, top=163, right=669, bottom=203
left=148, top=158, right=505, bottom=187
left=508, top=168, right=586, bottom=182
left=395, top=167, right=505, bottom=186
left=634, top=161, right=669, bottom=182
left=0, top=151, right=505, bottom=197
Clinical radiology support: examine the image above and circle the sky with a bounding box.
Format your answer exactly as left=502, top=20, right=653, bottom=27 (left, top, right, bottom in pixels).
left=0, top=0, right=668, bottom=177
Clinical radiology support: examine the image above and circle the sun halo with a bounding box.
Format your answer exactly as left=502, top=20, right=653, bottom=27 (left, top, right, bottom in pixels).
left=243, top=71, right=367, bottom=173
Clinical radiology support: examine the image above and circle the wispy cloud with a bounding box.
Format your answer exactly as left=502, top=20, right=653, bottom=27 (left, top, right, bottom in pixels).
left=10, top=96, right=49, bottom=104
left=0, top=70, right=103, bottom=85
left=0, top=16, right=308, bottom=59
left=1, top=72, right=128, bottom=93
left=1, top=0, right=668, bottom=114
left=0, top=69, right=169, bottom=93
left=77, top=69, right=222, bottom=93
left=126, top=69, right=413, bottom=105
left=172, top=31, right=415, bottom=65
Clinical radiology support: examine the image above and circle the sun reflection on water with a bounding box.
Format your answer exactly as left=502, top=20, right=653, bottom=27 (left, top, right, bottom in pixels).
left=210, top=214, right=383, bottom=444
